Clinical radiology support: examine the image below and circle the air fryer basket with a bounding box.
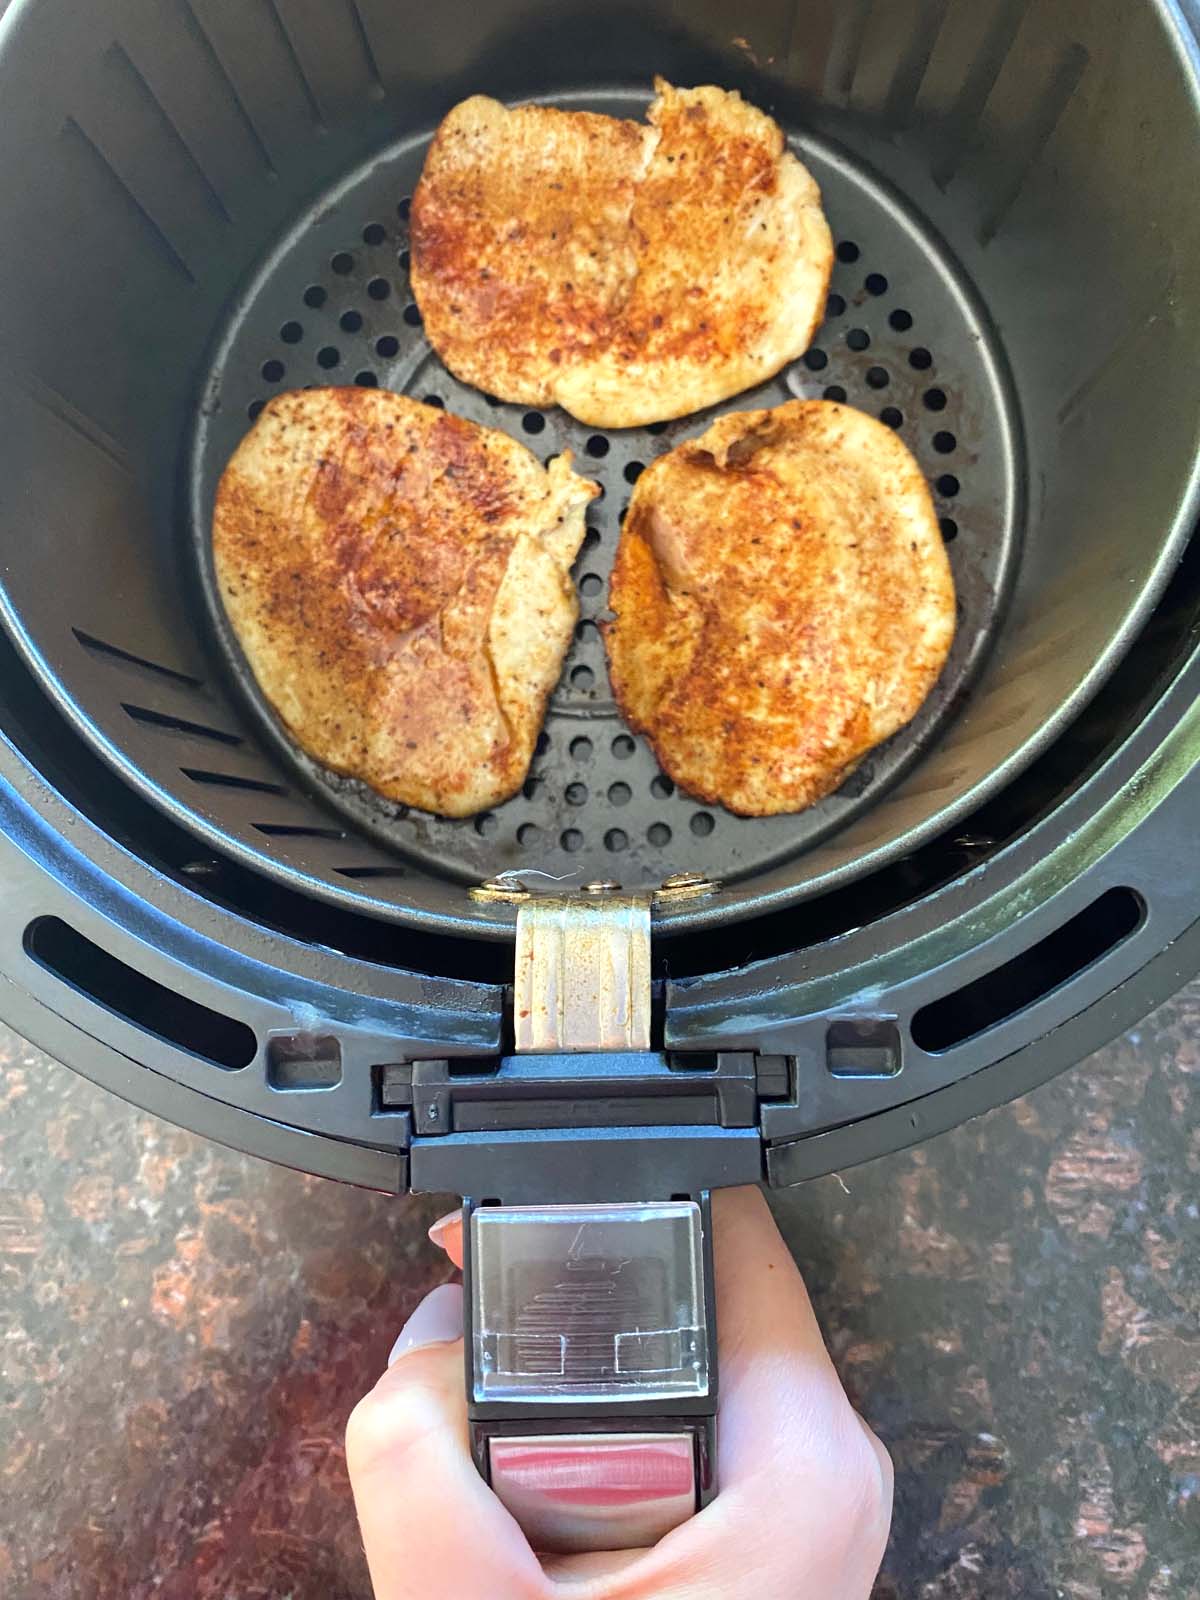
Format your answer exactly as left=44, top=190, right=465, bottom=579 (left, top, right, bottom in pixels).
left=0, top=0, right=1199, bottom=1191
left=188, top=100, right=1022, bottom=913
left=2, top=0, right=1199, bottom=940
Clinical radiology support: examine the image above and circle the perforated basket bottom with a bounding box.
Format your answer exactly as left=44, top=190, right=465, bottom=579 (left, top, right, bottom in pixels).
left=189, top=87, right=1021, bottom=893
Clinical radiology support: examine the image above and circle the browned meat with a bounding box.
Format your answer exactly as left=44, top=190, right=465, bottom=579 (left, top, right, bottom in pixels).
left=213, top=388, right=598, bottom=817
left=411, top=80, right=833, bottom=427
left=604, top=400, right=956, bottom=816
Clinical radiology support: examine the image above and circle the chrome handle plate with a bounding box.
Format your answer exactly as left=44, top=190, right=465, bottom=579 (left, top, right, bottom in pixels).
left=513, top=894, right=652, bottom=1053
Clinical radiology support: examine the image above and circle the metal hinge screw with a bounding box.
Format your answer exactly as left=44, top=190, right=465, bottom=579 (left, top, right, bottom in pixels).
left=470, top=871, right=719, bottom=908
left=654, top=871, right=721, bottom=904
left=469, top=876, right=533, bottom=905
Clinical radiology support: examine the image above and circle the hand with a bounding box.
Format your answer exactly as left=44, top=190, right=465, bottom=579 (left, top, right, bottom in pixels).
left=346, top=1186, right=893, bottom=1598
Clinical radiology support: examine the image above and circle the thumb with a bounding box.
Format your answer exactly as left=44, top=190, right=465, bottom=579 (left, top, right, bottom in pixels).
left=346, top=1284, right=544, bottom=1600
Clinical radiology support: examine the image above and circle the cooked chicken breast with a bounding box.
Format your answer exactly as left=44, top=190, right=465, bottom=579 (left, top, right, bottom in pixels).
left=411, top=80, right=833, bottom=428
left=411, top=96, right=655, bottom=412
left=603, top=401, right=957, bottom=816
left=213, top=388, right=598, bottom=817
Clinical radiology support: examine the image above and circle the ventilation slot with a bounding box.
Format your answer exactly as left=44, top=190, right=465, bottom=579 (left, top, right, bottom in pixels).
left=25, top=916, right=256, bottom=1070
left=122, top=703, right=242, bottom=746
left=73, top=628, right=201, bottom=687
left=911, top=888, right=1144, bottom=1053
left=333, top=864, right=407, bottom=880
left=182, top=767, right=288, bottom=796
left=253, top=822, right=347, bottom=840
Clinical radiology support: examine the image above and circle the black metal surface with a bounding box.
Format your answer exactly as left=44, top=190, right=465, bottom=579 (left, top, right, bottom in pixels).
left=188, top=90, right=1021, bottom=907
left=2, top=615, right=1200, bottom=1193
left=1, top=0, right=1198, bottom=941
left=0, top=0, right=1198, bottom=1195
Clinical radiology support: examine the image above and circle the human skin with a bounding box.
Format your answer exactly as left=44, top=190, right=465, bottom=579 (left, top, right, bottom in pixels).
left=346, top=1186, right=893, bottom=1599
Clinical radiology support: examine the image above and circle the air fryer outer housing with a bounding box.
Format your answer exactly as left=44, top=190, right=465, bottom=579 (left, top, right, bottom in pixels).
left=0, top=0, right=1199, bottom=1197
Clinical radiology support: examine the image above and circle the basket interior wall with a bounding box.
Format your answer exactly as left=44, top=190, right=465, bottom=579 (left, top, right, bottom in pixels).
left=0, top=0, right=1197, bottom=935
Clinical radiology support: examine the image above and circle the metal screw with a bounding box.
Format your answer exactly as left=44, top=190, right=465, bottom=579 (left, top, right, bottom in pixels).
left=654, top=870, right=721, bottom=905
left=469, top=876, right=532, bottom=905
left=660, top=871, right=709, bottom=890
left=581, top=879, right=621, bottom=894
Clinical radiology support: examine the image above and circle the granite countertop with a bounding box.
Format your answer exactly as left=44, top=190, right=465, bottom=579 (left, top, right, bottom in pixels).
left=1, top=986, right=1197, bottom=1599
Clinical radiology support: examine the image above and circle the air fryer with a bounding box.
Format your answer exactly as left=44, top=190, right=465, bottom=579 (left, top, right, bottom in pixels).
left=1, top=0, right=1199, bottom=1550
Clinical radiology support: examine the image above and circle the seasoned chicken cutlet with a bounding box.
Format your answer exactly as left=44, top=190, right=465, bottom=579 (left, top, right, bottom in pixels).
left=213, top=388, right=598, bottom=817
left=604, top=401, right=956, bottom=816
left=411, top=80, right=833, bottom=427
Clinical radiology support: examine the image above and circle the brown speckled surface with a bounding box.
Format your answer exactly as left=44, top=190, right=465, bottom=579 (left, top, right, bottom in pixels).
left=1, top=987, right=1198, bottom=1599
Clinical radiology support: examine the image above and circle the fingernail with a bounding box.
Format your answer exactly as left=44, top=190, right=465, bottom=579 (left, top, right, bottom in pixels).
left=427, top=1209, right=461, bottom=1246
left=388, top=1282, right=464, bottom=1365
